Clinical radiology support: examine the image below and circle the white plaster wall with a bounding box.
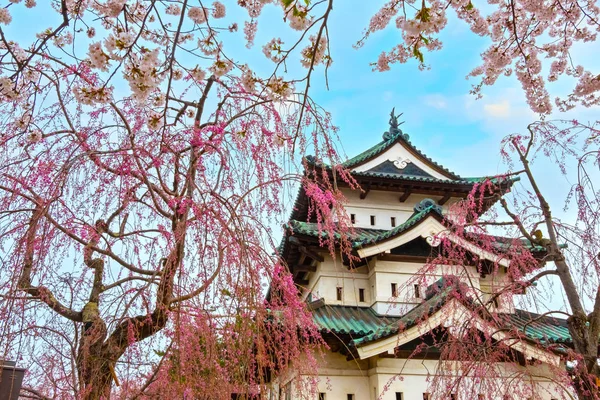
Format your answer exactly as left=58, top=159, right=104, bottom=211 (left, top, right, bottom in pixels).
left=371, top=260, right=481, bottom=316
left=296, top=357, right=569, bottom=400
left=305, top=255, right=371, bottom=305
left=305, top=256, right=503, bottom=313
left=371, top=358, right=567, bottom=400
left=341, top=188, right=460, bottom=230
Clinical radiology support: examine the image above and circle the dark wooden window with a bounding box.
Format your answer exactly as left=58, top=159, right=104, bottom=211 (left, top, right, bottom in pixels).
left=350, top=214, right=356, bottom=224
left=347, top=395, right=354, bottom=400
left=391, top=283, right=398, bottom=297
left=391, top=216, right=396, bottom=227
left=336, top=287, right=343, bottom=301
left=414, top=284, right=421, bottom=298
left=370, top=215, right=376, bottom=225
left=450, top=394, right=457, bottom=400
left=395, top=393, right=403, bottom=400
left=359, top=288, right=365, bottom=302
left=318, top=393, right=325, bottom=400
left=423, top=394, right=431, bottom=400
left=493, top=297, right=500, bottom=308
left=478, top=395, right=485, bottom=400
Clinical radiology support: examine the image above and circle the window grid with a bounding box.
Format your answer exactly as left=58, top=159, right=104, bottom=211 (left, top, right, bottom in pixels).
left=414, top=284, right=421, bottom=299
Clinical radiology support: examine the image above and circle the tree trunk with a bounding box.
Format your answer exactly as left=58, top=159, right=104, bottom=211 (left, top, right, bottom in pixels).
left=78, top=357, right=114, bottom=400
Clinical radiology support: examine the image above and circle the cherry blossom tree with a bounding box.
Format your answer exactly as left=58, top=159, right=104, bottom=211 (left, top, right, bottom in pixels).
left=364, top=0, right=600, bottom=115
left=398, top=121, right=600, bottom=400
left=1, top=0, right=599, bottom=399
left=0, top=0, right=343, bottom=398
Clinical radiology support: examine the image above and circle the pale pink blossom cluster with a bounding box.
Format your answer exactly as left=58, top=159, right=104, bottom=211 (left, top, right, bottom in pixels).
left=244, top=20, right=258, bottom=48
left=198, top=32, right=222, bottom=56
left=165, top=4, right=181, bottom=16
left=189, top=66, right=206, bottom=83
left=188, top=6, right=207, bottom=24
left=300, top=35, right=329, bottom=68
left=97, top=0, right=125, bottom=18
left=147, top=111, right=163, bottom=130
left=266, top=76, right=294, bottom=100
left=238, top=0, right=272, bottom=19
left=27, top=129, right=43, bottom=143
left=209, top=58, right=233, bottom=78
left=281, top=3, right=311, bottom=31
left=366, top=0, right=600, bottom=114
left=0, top=8, right=12, bottom=25
left=240, top=65, right=258, bottom=93
left=0, top=77, right=17, bottom=100
left=212, top=2, right=226, bottom=19
left=262, top=38, right=284, bottom=63
left=72, top=85, right=113, bottom=105
left=104, top=30, right=134, bottom=59
left=123, top=48, right=163, bottom=102
left=88, top=42, right=111, bottom=71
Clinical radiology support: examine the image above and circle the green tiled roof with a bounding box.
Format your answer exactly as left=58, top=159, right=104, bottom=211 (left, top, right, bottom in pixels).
left=341, top=132, right=461, bottom=179
left=503, top=309, right=572, bottom=344
left=312, top=305, right=399, bottom=336
left=287, top=203, right=443, bottom=249
left=352, top=170, right=518, bottom=186
left=307, top=132, right=519, bottom=187
left=310, top=284, right=572, bottom=351
left=352, top=283, right=457, bottom=346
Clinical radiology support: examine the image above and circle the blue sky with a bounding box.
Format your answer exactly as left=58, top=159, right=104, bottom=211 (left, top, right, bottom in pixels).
left=8, top=1, right=598, bottom=312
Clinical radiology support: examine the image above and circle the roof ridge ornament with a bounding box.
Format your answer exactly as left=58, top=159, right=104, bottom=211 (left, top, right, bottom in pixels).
left=383, top=107, right=405, bottom=141
left=414, top=198, right=442, bottom=214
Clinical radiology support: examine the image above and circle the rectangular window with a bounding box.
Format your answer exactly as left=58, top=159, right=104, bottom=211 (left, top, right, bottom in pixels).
left=359, top=288, right=365, bottom=302
left=319, top=394, right=326, bottom=400
left=414, top=284, right=421, bottom=298
left=395, top=393, right=403, bottom=400
left=350, top=213, right=356, bottom=224
left=370, top=215, right=376, bottom=226
left=391, top=283, right=398, bottom=297
left=391, top=216, right=396, bottom=227
left=347, top=395, right=354, bottom=400
left=450, top=394, right=457, bottom=400
left=478, top=395, right=485, bottom=400
left=423, top=394, right=431, bottom=400
left=336, top=287, right=343, bottom=301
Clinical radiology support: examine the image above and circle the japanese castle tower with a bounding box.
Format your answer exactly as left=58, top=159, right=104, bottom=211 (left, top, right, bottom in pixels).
left=275, top=113, right=571, bottom=400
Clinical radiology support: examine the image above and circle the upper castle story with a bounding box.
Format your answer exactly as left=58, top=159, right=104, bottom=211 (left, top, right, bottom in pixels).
left=278, top=112, right=534, bottom=316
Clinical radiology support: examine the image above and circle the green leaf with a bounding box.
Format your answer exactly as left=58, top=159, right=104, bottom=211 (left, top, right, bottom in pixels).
left=221, top=288, right=232, bottom=297
left=281, top=0, right=294, bottom=7
left=420, top=35, right=430, bottom=45
left=292, top=5, right=307, bottom=18
left=413, top=46, right=424, bottom=63
left=415, top=7, right=430, bottom=22
left=465, top=1, right=474, bottom=10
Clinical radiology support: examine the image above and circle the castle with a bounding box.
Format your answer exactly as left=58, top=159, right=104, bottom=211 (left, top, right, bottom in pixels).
left=274, top=114, right=570, bottom=400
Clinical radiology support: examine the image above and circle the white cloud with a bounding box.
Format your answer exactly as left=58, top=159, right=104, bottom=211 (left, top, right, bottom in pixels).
left=422, top=94, right=448, bottom=109
left=483, top=100, right=511, bottom=117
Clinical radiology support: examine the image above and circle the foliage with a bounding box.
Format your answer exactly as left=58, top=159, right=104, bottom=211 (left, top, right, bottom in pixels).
left=0, top=0, right=599, bottom=398
left=398, top=121, right=600, bottom=399
left=0, top=0, right=342, bottom=398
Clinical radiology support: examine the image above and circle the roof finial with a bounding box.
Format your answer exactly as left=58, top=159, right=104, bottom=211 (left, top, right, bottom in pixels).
left=383, top=107, right=404, bottom=141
